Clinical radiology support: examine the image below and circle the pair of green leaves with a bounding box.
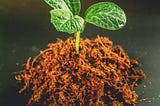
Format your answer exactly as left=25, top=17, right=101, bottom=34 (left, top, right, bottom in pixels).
left=44, top=0, right=126, bottom=34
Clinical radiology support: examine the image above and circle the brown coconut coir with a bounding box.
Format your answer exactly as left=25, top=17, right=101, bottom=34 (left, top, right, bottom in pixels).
left=15, top=36, right=146, bottom=106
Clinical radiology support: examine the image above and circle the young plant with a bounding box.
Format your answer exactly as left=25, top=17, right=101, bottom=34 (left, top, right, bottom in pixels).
left=44, top=0, right=126, bottom=53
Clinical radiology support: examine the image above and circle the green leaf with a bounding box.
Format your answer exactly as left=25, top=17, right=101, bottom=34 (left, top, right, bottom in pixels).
left=84, top=2, right=126, bottom=30
left=64, top=0, right=81, bottom=15
left=44, top=0, right=70, bottom=10
left=44, top=0, right=81, bottom=15
left=50, top=9, right=84, bottom=34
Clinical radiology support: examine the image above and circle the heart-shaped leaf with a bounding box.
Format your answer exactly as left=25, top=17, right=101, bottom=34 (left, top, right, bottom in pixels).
left=64, top=0, right=81, bottom=15
left=84, top=2, right=126, bottom=30
left=44, top=0, right=81, bottom=15
left=50, top=9, right=84, bottom=34
left=44, top=0, right=70, bottom=10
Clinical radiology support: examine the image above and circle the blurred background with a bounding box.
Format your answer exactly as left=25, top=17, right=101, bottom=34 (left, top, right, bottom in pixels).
left=0, top=0, right=160, bottom=105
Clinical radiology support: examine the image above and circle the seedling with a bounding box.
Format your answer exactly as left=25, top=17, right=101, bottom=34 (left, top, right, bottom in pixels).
left=44, top=0, right=126, bottom=52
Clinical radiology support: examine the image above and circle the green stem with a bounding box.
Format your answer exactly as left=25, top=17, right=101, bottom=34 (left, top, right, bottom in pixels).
left=75, top=31, right=81, bottom=53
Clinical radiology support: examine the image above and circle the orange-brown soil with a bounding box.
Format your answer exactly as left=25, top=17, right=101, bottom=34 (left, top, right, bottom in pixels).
left=15, top=36, right=146, bottom=106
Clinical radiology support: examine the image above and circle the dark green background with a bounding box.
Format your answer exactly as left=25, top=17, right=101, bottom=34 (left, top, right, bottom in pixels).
left=0, top=0, right=160, bottom=105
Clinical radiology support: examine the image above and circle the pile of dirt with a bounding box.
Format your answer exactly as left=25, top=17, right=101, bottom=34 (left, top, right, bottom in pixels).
left=15, top=36, right=146, bottom=106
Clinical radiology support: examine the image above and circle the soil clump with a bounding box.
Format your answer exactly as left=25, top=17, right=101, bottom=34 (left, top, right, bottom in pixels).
left=16, top=36, right=146, bottom=106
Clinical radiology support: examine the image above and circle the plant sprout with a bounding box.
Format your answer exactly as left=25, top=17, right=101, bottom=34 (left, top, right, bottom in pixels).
left=44, top=0, right=126, bottom=53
